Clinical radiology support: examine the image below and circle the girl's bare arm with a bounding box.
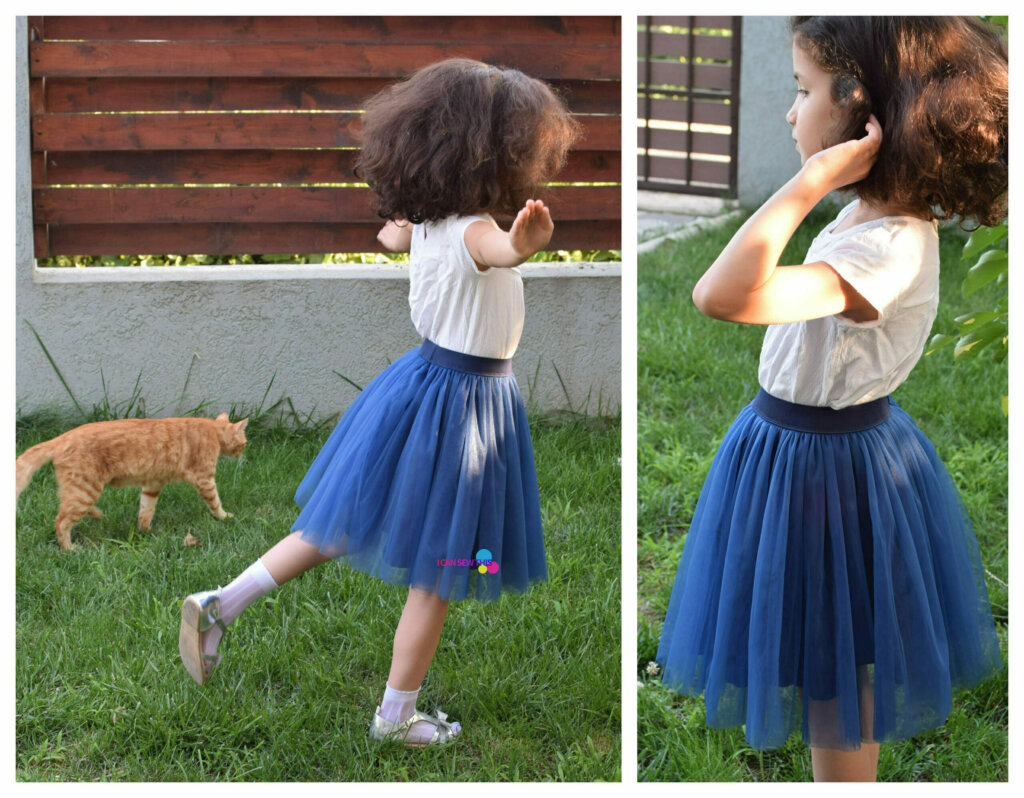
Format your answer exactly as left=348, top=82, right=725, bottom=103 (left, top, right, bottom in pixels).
left=693, top=116, right=883, bottom=325
left=464, top=199, right=553, bottom=271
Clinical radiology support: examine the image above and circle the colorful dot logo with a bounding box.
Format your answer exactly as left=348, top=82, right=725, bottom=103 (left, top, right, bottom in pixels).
left=475, top=548, right=500, bottom=575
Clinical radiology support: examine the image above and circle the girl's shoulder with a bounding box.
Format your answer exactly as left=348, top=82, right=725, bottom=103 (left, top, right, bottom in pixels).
left=413, top=213, right=503, bottom=277
left=418, top=213, right=496, bottom=242
left=809, top=201, right=940, bottom=322
left=812, top=200, right=938, bottom=269
left=422, top=212, right=495, bottom=228
left=820, top=200, right=936, bottom=240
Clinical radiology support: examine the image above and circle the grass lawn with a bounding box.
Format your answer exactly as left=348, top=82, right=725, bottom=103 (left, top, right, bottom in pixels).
left=637, top=204, right=1008, bottom=782
left=16, top=409, right=621, bottom=781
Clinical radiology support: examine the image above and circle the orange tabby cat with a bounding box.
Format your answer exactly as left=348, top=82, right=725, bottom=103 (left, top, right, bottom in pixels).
left=16, top=412, right=248, bottom=550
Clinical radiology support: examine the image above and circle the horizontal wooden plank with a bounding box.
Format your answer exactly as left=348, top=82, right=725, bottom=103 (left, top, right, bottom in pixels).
left=40, top=219, right=620, bottom=256
left=638, top=128, right=732, bottom=156
left=34, top=186, right=377, bottom=224
left=30, top=77, right=45, bottom=115
left=639, top=154, right=730, bottom=186
left=562, top=150, right=622, bottom=184
left=34, top=223, right=49, bottom=258
left=644, top=16, right=735, bottom=31
left=575, top=116, right=620, bottom=151
left=37, top=148, right=621, bottom=187
left=44, top=76, right=392, bottom=114
left=34, top=185, right=621, bottom=225
left=644, top=60, right=734, bottom=92
left=39, top=149, right=360, bottom=186
left=638, top=97, right=733, bottom=127
left=33, top=111, right=361, bottom=151
left=693, top=16, right=735, bottom=30
left=31, top=41, right=620, bottom=81
left=33, top=112, right=619, bottom=153
left=45, top=222, right=385, bottom=255
left=41, top=16, right=621, bottom=45
left=640, top=31, right=735, bottom=61
left=42, top=76, right=621, bottom=115
left=31, top=151, right=47, bottom=183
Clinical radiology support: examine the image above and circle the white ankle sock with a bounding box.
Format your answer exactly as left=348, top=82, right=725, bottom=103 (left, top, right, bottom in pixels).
left=219, top=558, right=279, bottom=625
left=378, top=682, right=461, bottom=744
left=379, top=683, right=419, bottom=723
left=201, top=559, right=278, bottom=658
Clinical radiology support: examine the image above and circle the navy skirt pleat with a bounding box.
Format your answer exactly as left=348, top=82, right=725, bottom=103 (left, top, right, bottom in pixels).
left=656, top=390, right=1002, bottom=750
left=290, top=341, right=546, bottom=603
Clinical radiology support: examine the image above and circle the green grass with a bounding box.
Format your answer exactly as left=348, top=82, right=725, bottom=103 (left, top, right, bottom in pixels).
left=637, top=204, right=1008, bottom=782
left=16, top=411, right=621, bottom=781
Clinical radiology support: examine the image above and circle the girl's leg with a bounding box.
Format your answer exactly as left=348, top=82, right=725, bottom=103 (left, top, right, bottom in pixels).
left=181, top=531, right=329, bottom=681
left=388, top=587, right=450, bottom=690
left=216, top=531, right=329, bottom=631
left=259, top=530, right=331, bottom=584
left=808, top=665, right=878, bottom=781
left=216, top=531, right=330, bottom=626
left=376, top=587, right=460, bottom=745
left=811, top=744, right=879, bottom=782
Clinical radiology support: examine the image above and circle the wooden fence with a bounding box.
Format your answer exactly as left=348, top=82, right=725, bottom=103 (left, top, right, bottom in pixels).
left=29, top=16, right=621, bottom=258
left=638, top=16, right=741, bottom=196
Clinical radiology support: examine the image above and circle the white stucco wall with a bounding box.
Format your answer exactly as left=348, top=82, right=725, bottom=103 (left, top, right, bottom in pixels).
left=737, top=16, right=803, bottom=207
left=15, top=19, right=620, bottom=422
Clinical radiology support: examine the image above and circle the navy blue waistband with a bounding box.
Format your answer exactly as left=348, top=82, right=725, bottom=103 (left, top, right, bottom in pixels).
left=418, top=339, right=513, bottom=377
left=751, top=388, right=890, bottom=433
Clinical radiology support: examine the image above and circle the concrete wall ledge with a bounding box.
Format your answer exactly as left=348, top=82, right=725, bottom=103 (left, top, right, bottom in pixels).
left=32, top=262, right=621, bottom=285
left=17, top=262, right=621, bottom=419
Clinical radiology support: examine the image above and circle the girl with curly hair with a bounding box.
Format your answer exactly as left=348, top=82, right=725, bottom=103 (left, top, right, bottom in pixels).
left=177, top=58, right=578, bottom=747
left=655, top=17, right=1006, bottom=780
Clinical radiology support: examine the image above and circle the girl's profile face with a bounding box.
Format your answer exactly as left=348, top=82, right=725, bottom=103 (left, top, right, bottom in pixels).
left=786, top=42, right=837, bottom=164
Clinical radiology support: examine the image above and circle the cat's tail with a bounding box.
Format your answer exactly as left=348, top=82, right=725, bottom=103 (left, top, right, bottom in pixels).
left=16, top=440, right=57, bottom=499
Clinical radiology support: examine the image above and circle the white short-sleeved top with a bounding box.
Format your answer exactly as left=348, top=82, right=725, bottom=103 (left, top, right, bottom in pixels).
left=408, top=214, right=525, bottom=359
left=758, top=200, right=940, bottom=409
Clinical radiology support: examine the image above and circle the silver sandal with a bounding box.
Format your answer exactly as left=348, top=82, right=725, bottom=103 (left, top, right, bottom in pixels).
left=368, top=706, right=460, bottom=748
left=178, top=589, right=227, bottom=685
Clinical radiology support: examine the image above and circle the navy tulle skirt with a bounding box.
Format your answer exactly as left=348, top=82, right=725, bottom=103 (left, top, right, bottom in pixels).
left=656, top=389, right=1003, bottom=751
left=290, top=340, right=546, bottom=603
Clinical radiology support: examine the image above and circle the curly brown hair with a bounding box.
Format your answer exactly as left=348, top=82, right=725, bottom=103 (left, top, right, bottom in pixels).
left=791, top=16, right=1008, bottom=226
left=353, top=58, right=581, bottom=224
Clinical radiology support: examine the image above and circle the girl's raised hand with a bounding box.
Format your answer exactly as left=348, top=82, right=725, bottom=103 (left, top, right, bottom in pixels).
left=377, top=218, right=413, bottom=252
left=509, top=199, right=554, bottom=260
left=802, top=114, right=882, bottom=195
left=693, top=114, right=884, bottom=325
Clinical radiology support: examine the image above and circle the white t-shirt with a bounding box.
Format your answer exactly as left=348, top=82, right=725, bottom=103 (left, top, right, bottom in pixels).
left=408, top=214, right=525, bottom=359
left=758, top=200, right=940, bottom=409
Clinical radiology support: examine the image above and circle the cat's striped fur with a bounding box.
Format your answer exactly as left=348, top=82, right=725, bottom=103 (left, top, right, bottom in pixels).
left=16, top=413, right=248, bottom=550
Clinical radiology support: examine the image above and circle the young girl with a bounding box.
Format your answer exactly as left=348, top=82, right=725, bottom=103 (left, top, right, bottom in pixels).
left=655, top=17, right=1006, bottom=781
left=177, top=58, right=579, bottom=747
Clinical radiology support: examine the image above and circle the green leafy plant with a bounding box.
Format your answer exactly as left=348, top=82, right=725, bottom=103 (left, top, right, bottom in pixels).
left=926, top=219, right=1008, bottom=414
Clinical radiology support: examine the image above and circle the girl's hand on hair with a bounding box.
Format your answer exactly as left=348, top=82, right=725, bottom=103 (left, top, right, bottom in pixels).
left=692, top=115, right=884, bottom=325
left=377, top=218, right=413, bottom=252
left=802, top=114, right=882, bottom=195
left=509, top=199, right=554, bottom=260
